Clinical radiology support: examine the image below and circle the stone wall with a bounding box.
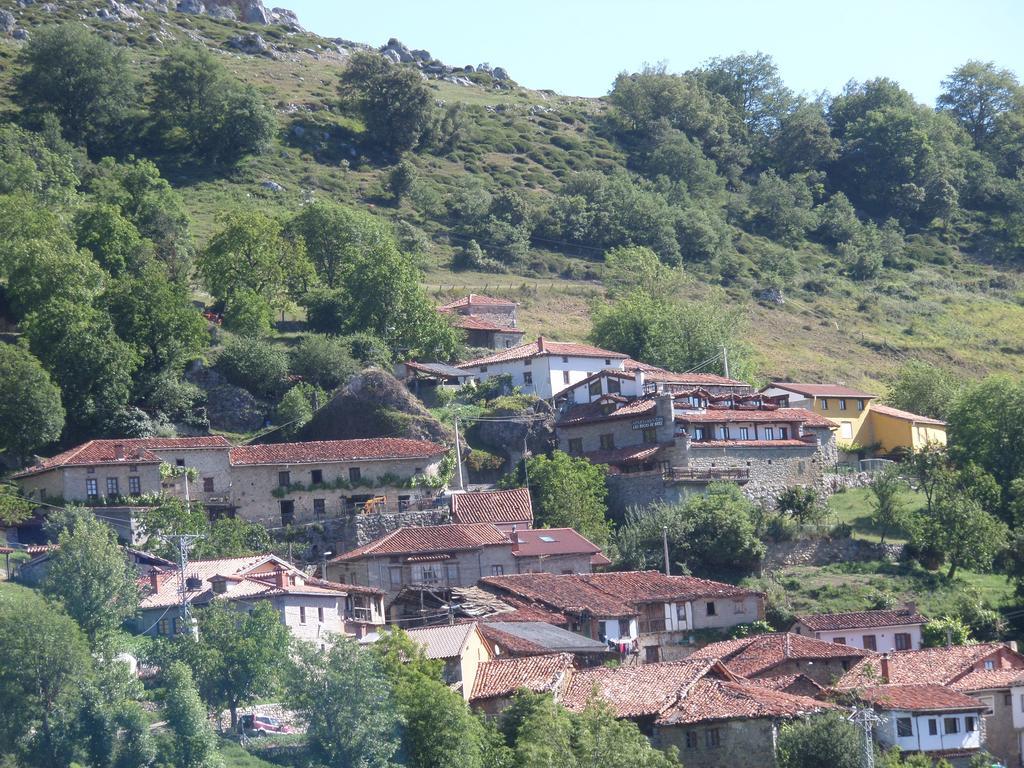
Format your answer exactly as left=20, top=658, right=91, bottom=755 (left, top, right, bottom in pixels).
left=655, top=718, right=781, bottom=768
left=605, top=471, right=702, bottom=521
left=685, top=440, right=828, bottom=506
left=762, top=537, right=904, bottom=570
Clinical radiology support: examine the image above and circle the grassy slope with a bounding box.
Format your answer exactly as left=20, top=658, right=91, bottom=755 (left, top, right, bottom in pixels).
left=827, top=487, right=926, bottom=545
left=0, top=0, right=1022, bottom=389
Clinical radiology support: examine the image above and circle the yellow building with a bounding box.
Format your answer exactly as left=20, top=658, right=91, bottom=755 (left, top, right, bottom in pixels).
left=760, top=383, right=947, bottom=456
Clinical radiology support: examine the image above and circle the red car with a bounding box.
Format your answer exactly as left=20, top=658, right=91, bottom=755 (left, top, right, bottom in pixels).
left=241, top=714, right=295, bottom=736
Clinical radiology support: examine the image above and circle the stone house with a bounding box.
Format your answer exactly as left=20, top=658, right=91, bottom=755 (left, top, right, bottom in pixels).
left=437, top=294, right=524, bottom=350
left=325, top=522, right=608, bottom=604
left=449, top=487, right=533, bottom=532
left=554, top=362, right=754, bottom=404
left=402, top=623, right=494, bottom=700
left=134, top=553, right=385, bottom=645
left=226, top=439, right=449, bottom=529
left=837, top=642, right=1024, bottom=767
left=555, top=390, right=837, bottom=512
left=791, top=606, right=928, bottom=652
left=457, top=337, right=629, bottom=400
left=478, top=571, right=764, bottom=663
left=691, top=633, right=871, bottom=687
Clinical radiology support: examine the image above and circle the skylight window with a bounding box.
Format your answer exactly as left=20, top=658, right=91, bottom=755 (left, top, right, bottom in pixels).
left=539, top=535, right=557, bottom=542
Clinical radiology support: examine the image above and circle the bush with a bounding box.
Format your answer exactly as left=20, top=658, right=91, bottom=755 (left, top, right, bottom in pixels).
left=215, top=336, right=288, bottom=399
left=290, top=334, right=361, bottom=391
left=222, top=288, right=273, bottom=337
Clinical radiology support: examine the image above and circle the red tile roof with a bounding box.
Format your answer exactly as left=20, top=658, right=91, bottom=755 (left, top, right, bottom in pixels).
left=950, top=668, right=1024, bottom=691
left=470, top=653, right=576, bottom=701
left=450, top=488, right=534, bottom=526
left=657, top=677, right=834, bottom=725
left=450, top=315, right=524, bottom=333
left=139, top=554, right=296, bottom=609
left=688, top=439, right=818, bottom=449
left=691, top=633, right=870, bottom=678
left=557, top=397, right=657, bottom=426
left=15, top=436, right=232, bottom=477
left=229, top=438, right=447, bottom=466
left=581, top=444, right=668, bottom=467
left=857, top=684, right=986, bottom=712
left=438, top=294, right=518, bottom=311
left=562, top=658, right=720, bottom=717
left=768, top=382, right=877, bottom=399
left=512, top=528, right=605, bottom=559
left=869, top=404, right=946, bottom=427
left=747, top=674, right=824, bottom=698
left=797, top=608, right=928, bottom=632
left=623, top=359, right=748, bottom=387
left=459, top=337, right=628, bottom=368
left=679, top=407, right=835, bottom=427
left=583, top=571, right=760, bottom=602
left=330, top=523, right=509, bottom=562
left=836, top=643, right=1024, bottom=689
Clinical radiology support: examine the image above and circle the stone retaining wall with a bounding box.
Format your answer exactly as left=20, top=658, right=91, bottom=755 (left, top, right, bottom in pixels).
left=762, top=537, right=904, bottom=570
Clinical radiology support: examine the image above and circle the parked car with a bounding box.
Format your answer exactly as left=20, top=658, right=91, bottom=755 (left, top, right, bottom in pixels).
left=240, top=714, right=295, bottom=736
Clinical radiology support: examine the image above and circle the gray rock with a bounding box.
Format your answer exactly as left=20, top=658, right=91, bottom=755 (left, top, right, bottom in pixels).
left=108, top=0, right=143, bottom=20
left=11, top=27, right=28, bottom=39
left=270, top=6, right=302, bottom=29
left=382, top=48, right=401, bottom=64
left=207, top=4, right=236, bottom=19
left=227, top=32, right=270, bottom=55
left=758, top=287, right=785, bottom=305
left=176, top=0, right=203, bottom=13
left=463, top=64, right=474, bottom=73
left=240, top=0, right=268, bottom=24
left=411, top=48, right=431, bottom=61
left=261, top=180, right=284, bottom=192
left=0, top=10, right=16, bottom=33
left=492, top=66, right=509, bottom=81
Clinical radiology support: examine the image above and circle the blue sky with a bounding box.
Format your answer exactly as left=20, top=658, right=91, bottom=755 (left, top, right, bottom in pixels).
left=286, top=0, right=1023, bottom=104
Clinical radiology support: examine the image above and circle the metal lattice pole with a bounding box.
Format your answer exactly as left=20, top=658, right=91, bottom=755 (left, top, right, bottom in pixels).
left=163, top=534, right=203, bottom=637
left=848, top=706, right=882, bottom=768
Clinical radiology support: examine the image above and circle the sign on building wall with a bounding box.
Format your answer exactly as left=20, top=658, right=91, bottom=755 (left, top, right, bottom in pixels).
left=631, top=417, right=664, bottom=430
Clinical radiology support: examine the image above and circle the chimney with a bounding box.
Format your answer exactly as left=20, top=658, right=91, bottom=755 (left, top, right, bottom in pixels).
left=536, top=335, right=545, bottom=352
left=510, top=526, right=519, bottom=553
left=468, top=293, right=475, bottom=305
left=903, top=601, right=917, bottom=616
left=274, top=570, right=287, bottom=588
left=149, top=568, right=160, bottom=593
left=114, top=443, right=125, bottom=460
left=880, top=653, right=890, bottom=683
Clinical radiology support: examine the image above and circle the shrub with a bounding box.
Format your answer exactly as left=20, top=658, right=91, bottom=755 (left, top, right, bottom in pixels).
left=290, top=334, right=361, bottom=391
left=215, top=336, right=288, bottom=399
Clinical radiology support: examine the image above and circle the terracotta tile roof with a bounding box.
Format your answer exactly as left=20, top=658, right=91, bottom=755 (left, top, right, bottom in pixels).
left=581, top=444, right=668, bottom=467
left=438, top=294, right=517, bottom=311
left=404, top=623, right=479, bottom=659
left=138, top=554, right=297, bottom=609
left=14, top=436, right=232, bottom=477
left=512, top=528, right=605, bottom=559
left=330, top=523, right=510, bottom=562
left=797, top=608, right=928, bottom=632
left=562, top=658, right=719, bottom=717
left=747, top=674, right=825, bottom=698
left=768, top=382, right=877, bottom=399
left=688, top=439, right=817, bottom=449
left=657, top=677, right=834, bottom=725
left=869, top=404, right=946, bottom=427
left=470, top=653, right=576, bottom=701
left=858, top=684, right=986, bottom=712
left=450, top=315, right=523, bottom=333
left=623, top=359, right=748, bottom=387
left=691, top=633, right=870, bottom=678
left=836, top=643, right=1023, bottom=689
left=451, top=488, right=534, bottom=526
left=557, top=397, right=657, bottom=426
left=951, top=668, right=1024, bottom=691
left=229, top=438, right=447, bottom=466
left=678, top=407, right=834, bottom=427
left=459, top=337, right=628, bottom=368
left=583, top=571, right=760, bottom=602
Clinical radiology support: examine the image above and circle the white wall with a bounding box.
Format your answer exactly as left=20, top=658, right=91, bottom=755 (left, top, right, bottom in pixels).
left=809, top=625, right=923, bottom=653
left=877, top=710, right=982, bottom=754
left=465, top=354, right=626, bottom=399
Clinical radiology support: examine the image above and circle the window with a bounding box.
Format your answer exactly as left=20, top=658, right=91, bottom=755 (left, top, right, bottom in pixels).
left=106, top=477, right=119, bottom=496
left=158, top=619, right=170, bottom=636
left=739, top=427, right=750, bottom=440
left=645, top=646, right=661, bottom=663
left=820, top=399, right=829, bottom=410
left=928, top=719, right=938, bottom=736
left=1020, top=693, right=1024, bottom=712
left=523, top=357, right=531, bottom=366
left=607, top=378, right=620, bottom=394
left=128, top=476, right=141, bottom=495
left=895, top=633, right=912, bottom=650
left=984, top=659, right=995, bottom=671
left=1004, top=693, right=1012, bottom=707
left=943, top=717, right=960, bottom=735
left=280, top=500, right=295, bottom=526
left=676, top=604, right=687, bottom=622
left=717, top=426, right=728, bottom=440
left=966, top=716, right=977, bottom=732
left=706, top=602, right=716, bottom=616
left=389, top=566, right=403, bottom=588
left=780, top=427, right=789, bottom=439
left=839, top=422, right=854, bottom=439
left=599, top=433, right=615, bottom=450
left=764, top=427, right=775, bottom=440
left=522, top=371, right=533, bottom=386
left=479, top=365, right=488, bottom=373
left=857, top=399, right=865, bottom=411
left=733, top=600, right=746, bottom=614
left=568, top=438, right=583, bottom=455
left=604, top=359, right=611, bottom=366
left=313, top=499, right=326, bottom=520
left=86, top=479, right=98, bottom=498
left=693, top=427, right=706, bottom=441
left=490, top=565, right=504, bottom=576
left=618, top=618, right=630, bottom=637
left=685, top=732, right=697, bottom=749
left=589, top=379, right=602, bottom=397
left=563, top=370, right=570, bottom=384
left=318, top=606, right=324, bottom=623
left=642, top=427, right=658, bottom=445
left=129, top=464, right=137, bottom=472
left=839, top=399, right=847, bottom=411
left=562, top=356, right=569, bottom=363
left=412, top=564, right=441, bottom=585
left=445, top=563, right=459, bottom=584
left=278, top=471, right=291, bottom=487
left=505, top=341, right=511, bottom=348
left=349, top=467, right=361, bottom=483
left=896, top=718, right=913, bottom=737
left=862, top=635, right=877, bottom=651
left=834, top=637, right=847, bottom=645
left=175, top=458, right=185, bottom=467
left=311, top=469, right=323, bottom=484
left=203, top=477, right=214, bottom=492
left=299, top=606, right=307, bottom=624
left=705, top=729, right=720, bottom=748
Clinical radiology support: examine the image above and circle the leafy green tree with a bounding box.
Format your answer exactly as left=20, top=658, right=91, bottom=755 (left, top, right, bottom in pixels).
left=0, top=343, right=64, bottom=462
left=502, top=451, right=612, bottom=551
left=922, top=616, right=973, bottom=647
left=815, top=192, right=861, bottom=246
left=697, top=51, right=793, bottom=138
left=840, top=221, right=886, bottom=280
left=0, top=486, right=34, bottom=528
left=17, top=24, right=138, bottom=153
left=775, top=486, right=826, bottom=527
left=200, top=517, right=271, bottom=559
left=885, top=360, right=961, bottom=421
left=938, top=60, right=1022, bottom=149
left=43, top=512, right=139, bottom=642
left=776, top=712, right=865, bottom=768
left=571, top=699, right=680, bottom=768
left=221, top=288, right=273, bottom=337
left=5, top=235, right=105, bottom=320
left=869, top=466, right=912, bottom=545
left=342, top=331, right=393, bottom=368
left=747, top=170, right=817, bottom=245
left=0, top=589, right=93, bottom=767
left=0, top=123, right=79, bottom=204
left=23, top=299, right=140, bottom=434
left=388, top=157, right=419, bottom=203
left=339, top=50, right=435, bottom=153
left=644, top=129, right=726, bottom=197
left=74, top=203, right=153, bottom=277
left=162, top=662, right=220, bottom=768
left=289, top=334, right=361, bottom=390
left=288, top=639, right=400, bottom=768
left=915, top=488, right=1007, bottom=578
left=771, top=100, right=839, bottom=175
left=137, top=498, right=269, bottom=560
left=275, top=384, right=316, bottom=437
left=285, top=201, right=380, bottom=289
left=214, top=335, right=289, bottom=400
left=603, top=245, right=686, bottom=300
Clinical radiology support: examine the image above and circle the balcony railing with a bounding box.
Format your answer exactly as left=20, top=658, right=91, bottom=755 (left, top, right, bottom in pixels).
left=663, top=467, right=750, bottom=483
left=348, top=606, right=374, bottom=622
left=639, top=618, right=668, bottom=634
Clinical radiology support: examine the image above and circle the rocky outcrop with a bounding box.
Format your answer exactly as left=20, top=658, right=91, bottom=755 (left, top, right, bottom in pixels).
left=176, top=0, right=302, bottom=29
left=379, top=38, right=515, bottom=89
left=0, top=9, right=16, bottom=33
left=185, top=363, right=270, bottom=433
left=468, top=398, right=555, bottom=468
left=227, top=31, right=271, bottom=56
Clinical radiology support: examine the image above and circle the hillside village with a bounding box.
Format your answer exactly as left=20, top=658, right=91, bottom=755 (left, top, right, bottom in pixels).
left=0, top=1, right=1023, bottom=768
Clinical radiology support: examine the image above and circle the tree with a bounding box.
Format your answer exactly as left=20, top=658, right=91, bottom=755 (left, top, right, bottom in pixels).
left=921, top=616, right=973, bottom=647
left=885, top=360, right=961, bottom=421
left=137, top=498, right=269, bottom=560
left=339, top=50, right=435, bottom=153
left=0, top=123, right=79, bottom=205
left=162, top=662, right=220, bottom=768
left=214, top=336, right=289, bottom=400
left=287, top=639, right=400, bottom=768
left=220, top=287, right=273, bottom=337
left=503, top=451, right=612, bottom=552
left=938, top=60, right=1022, bottom=149
left=74, top=203, right=153, bottom=277
left=17, top=24, right=138, bottom=153
left=289, top=334, right=361, bottom=391
left=771, top=100, right=839, bottom=175
left=777, top=712, right=865, bottom=768
left=602, top=245, right=686, bottom=300
left=697, top=51, right=793, bottom=138
left=775, top=486, right=826, bottom=527
left=285, top=201, right=382, bottom=289
left=747, top=170, right=817, bottom=245
left=916, top=488, right=1007, bottom=578
left=869, top=466, right=912, bottom=545
left=42, top=511, right=139, bottom=642
left=0, top=486, right=34, bottom=528
left=388, top=157, right=419, bottom=203
left=275, top=384, right=317, bottom=437
left=5, top=235, right=105, bottom=320
left=0, top=343, right=64, bottom=462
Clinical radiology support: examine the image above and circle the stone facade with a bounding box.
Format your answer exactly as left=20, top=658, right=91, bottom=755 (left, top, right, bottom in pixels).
left=762, top=538, right=904, bottom=570
left=655, top=718, right=783, bottom=768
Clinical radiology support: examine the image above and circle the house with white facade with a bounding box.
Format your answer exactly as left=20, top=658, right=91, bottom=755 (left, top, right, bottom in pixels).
left=791, top=606, right=928, bottom=652
left=457, top=336, right=628, bottom=399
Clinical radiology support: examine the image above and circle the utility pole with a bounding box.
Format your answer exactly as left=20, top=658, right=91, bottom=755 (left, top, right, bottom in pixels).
left=454, top=417, right=465, bottom=491
left=721, top=344, right=730, bottom=379
left=662, top=526, right=671, bottom=576
left=848, top=706, right=881, bottom=768
left=164, top=534, right=203, bottom=639
left=522, top=434, right=530, bottom=490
